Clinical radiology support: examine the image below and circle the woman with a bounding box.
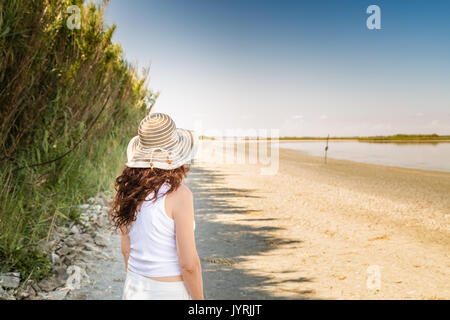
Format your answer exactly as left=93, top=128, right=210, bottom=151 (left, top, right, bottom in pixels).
left=110, top=112, right=203, bottom=300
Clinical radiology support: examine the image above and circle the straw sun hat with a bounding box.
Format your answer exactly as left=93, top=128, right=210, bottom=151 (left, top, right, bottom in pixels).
left=125, top=113, right=196, bottom=169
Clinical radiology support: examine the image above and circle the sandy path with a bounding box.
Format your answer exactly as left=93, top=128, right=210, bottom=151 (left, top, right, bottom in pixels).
left=187, top=167, right=295, bottom=299
left=193, top=148, right=450, bottom=299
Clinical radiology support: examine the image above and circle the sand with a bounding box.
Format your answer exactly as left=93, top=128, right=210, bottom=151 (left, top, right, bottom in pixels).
left=192, top=146, right=450, bottom=299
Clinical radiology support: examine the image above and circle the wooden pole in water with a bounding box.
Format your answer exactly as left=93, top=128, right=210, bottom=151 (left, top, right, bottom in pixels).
left=324, top=134, right=329, bottom=164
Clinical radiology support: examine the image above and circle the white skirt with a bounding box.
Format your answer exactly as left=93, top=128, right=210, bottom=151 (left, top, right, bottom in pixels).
left=122, top=269, right=192, bottom=300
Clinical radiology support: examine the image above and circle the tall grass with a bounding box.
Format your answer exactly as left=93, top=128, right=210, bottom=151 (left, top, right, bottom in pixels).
left=0, top=0, right=156, bottom=280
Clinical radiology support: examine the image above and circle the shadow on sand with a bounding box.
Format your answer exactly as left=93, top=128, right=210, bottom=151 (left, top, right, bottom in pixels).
left=186, top=166, right=315, bottom=299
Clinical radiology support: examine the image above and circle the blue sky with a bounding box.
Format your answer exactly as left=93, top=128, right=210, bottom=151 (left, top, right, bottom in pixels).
left=98, top=0, right=450, bottom=136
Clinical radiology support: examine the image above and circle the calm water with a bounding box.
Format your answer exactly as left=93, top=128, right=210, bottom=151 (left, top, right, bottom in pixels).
left=280, top=141, right=450, bottom=173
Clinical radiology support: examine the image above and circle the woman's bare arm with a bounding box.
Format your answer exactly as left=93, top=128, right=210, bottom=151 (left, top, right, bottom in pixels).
left=120, top=227, right=131, bottom=272
left=172, top=185, right=204, bottom=300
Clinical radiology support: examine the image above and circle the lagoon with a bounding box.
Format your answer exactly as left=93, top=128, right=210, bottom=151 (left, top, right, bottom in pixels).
left=280, top=140, right=450, bottom=173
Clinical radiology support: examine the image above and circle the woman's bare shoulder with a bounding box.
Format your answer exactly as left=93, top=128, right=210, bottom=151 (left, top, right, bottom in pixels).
left=166, top=183, right=192, bottom=204
left=174, top=183, right=192, bottom=200
left=166, top=184, right=193, bottom=220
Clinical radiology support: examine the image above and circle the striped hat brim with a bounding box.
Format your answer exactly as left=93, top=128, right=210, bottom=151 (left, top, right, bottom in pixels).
left=125, top=128, right=196, bottom=169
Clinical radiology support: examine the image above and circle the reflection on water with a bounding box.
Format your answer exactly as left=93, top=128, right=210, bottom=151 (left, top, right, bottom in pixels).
left=281, top=141, right=450, bottom=173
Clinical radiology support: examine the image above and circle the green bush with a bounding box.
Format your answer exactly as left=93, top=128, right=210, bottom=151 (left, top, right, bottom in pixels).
left=0, top=0, right=157, bottom=280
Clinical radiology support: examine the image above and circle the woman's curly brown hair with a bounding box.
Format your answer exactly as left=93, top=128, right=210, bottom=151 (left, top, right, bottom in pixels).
left=109, top=165, right=190, bottom=231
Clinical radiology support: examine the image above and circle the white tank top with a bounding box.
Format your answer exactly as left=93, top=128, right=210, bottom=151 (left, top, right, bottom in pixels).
left=127, top=183, right=195, bottom=277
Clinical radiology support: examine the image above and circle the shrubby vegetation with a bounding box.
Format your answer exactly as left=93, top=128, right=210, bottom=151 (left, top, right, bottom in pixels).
left=0, top=0, right=157, bottom=280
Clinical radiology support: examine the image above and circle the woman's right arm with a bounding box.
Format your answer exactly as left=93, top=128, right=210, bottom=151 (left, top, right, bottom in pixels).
left=173, top=185, right=204, bottom=300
